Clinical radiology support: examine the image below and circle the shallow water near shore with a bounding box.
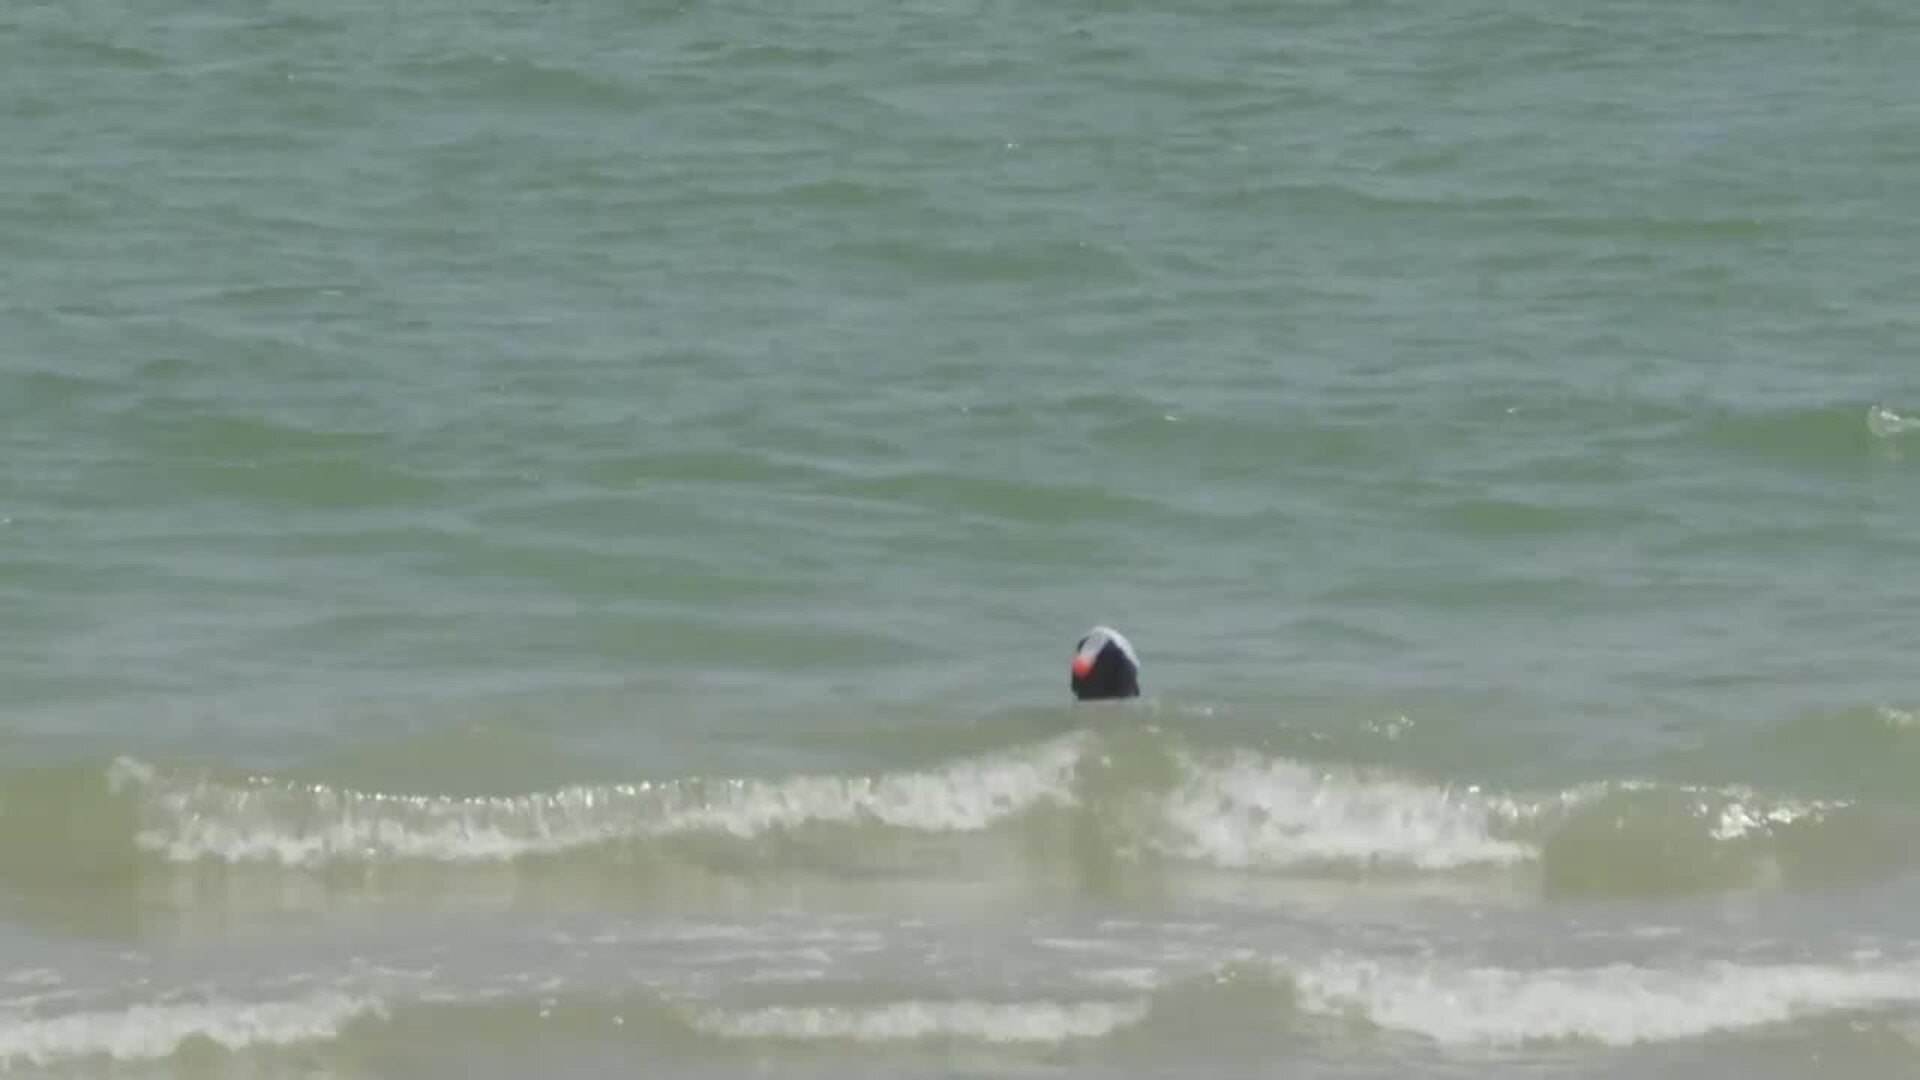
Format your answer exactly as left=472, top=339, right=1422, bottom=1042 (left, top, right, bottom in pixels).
left=5, top=0, right=1920, bottom=1075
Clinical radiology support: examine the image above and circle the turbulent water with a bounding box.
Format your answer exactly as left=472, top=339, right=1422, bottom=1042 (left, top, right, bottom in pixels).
left=6, top=0, right=1920, bottom=1076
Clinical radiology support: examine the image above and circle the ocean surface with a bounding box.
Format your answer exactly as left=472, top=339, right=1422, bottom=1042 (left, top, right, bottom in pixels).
left=5, top=0, right=1920, bottom=1075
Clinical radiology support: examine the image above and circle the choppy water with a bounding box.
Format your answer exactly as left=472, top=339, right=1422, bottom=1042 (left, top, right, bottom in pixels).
left=5, top=0, right=1920, bottom=1075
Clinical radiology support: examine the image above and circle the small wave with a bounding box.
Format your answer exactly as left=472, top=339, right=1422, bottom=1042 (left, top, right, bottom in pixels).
left=1152, top=748, right=1531, bottom=872
left=99, top=739, right=1532, bottom=876
left=1522, top=779, right=1862, bottom=898
left=100, top=736, right=1086, bottom=866
left=10, top=957, right=1912, bottom=1065
left=0, top=991, right=383, bottom=1069
left=1690, top=402, right=1889, bottom=469
left=1867, top=404, right=1920, bottom=439
left=1290, top=955, right=1920, bottom=1047
left=652, top=955, right=1920, bottom=1052
left=0, top=727, right=1907, bottom=904
left=690, top=999, right=1147, bottom=1044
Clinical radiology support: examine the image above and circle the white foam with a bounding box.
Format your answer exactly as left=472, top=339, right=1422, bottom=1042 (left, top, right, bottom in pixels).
left=1155, top=750, right=1532, bottom=871
left=107, top=735, right=1086, bottom=866
left=691, top=999, right=1147, bottom=1043
left=0, top=991, right=382, bottom=1068
left=1293, top=956, right=1920, bottom=1047
left=1877, top=705, right=1920, bottom=729
left=1080, top=967, right=1164, bottom=991
left=1705, top=790, right=1839, bottom=841
left=655, top=734, right=1087, bottom=837
left=1867, top=404, right=1920, bottom=438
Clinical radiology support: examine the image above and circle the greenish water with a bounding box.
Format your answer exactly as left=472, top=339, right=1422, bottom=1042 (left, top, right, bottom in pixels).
left=5, top=0, right=1920, bottom=1075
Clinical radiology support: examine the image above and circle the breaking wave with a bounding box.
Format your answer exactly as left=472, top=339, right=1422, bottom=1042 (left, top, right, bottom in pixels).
left=2, top=715, right=1911, bottom=908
